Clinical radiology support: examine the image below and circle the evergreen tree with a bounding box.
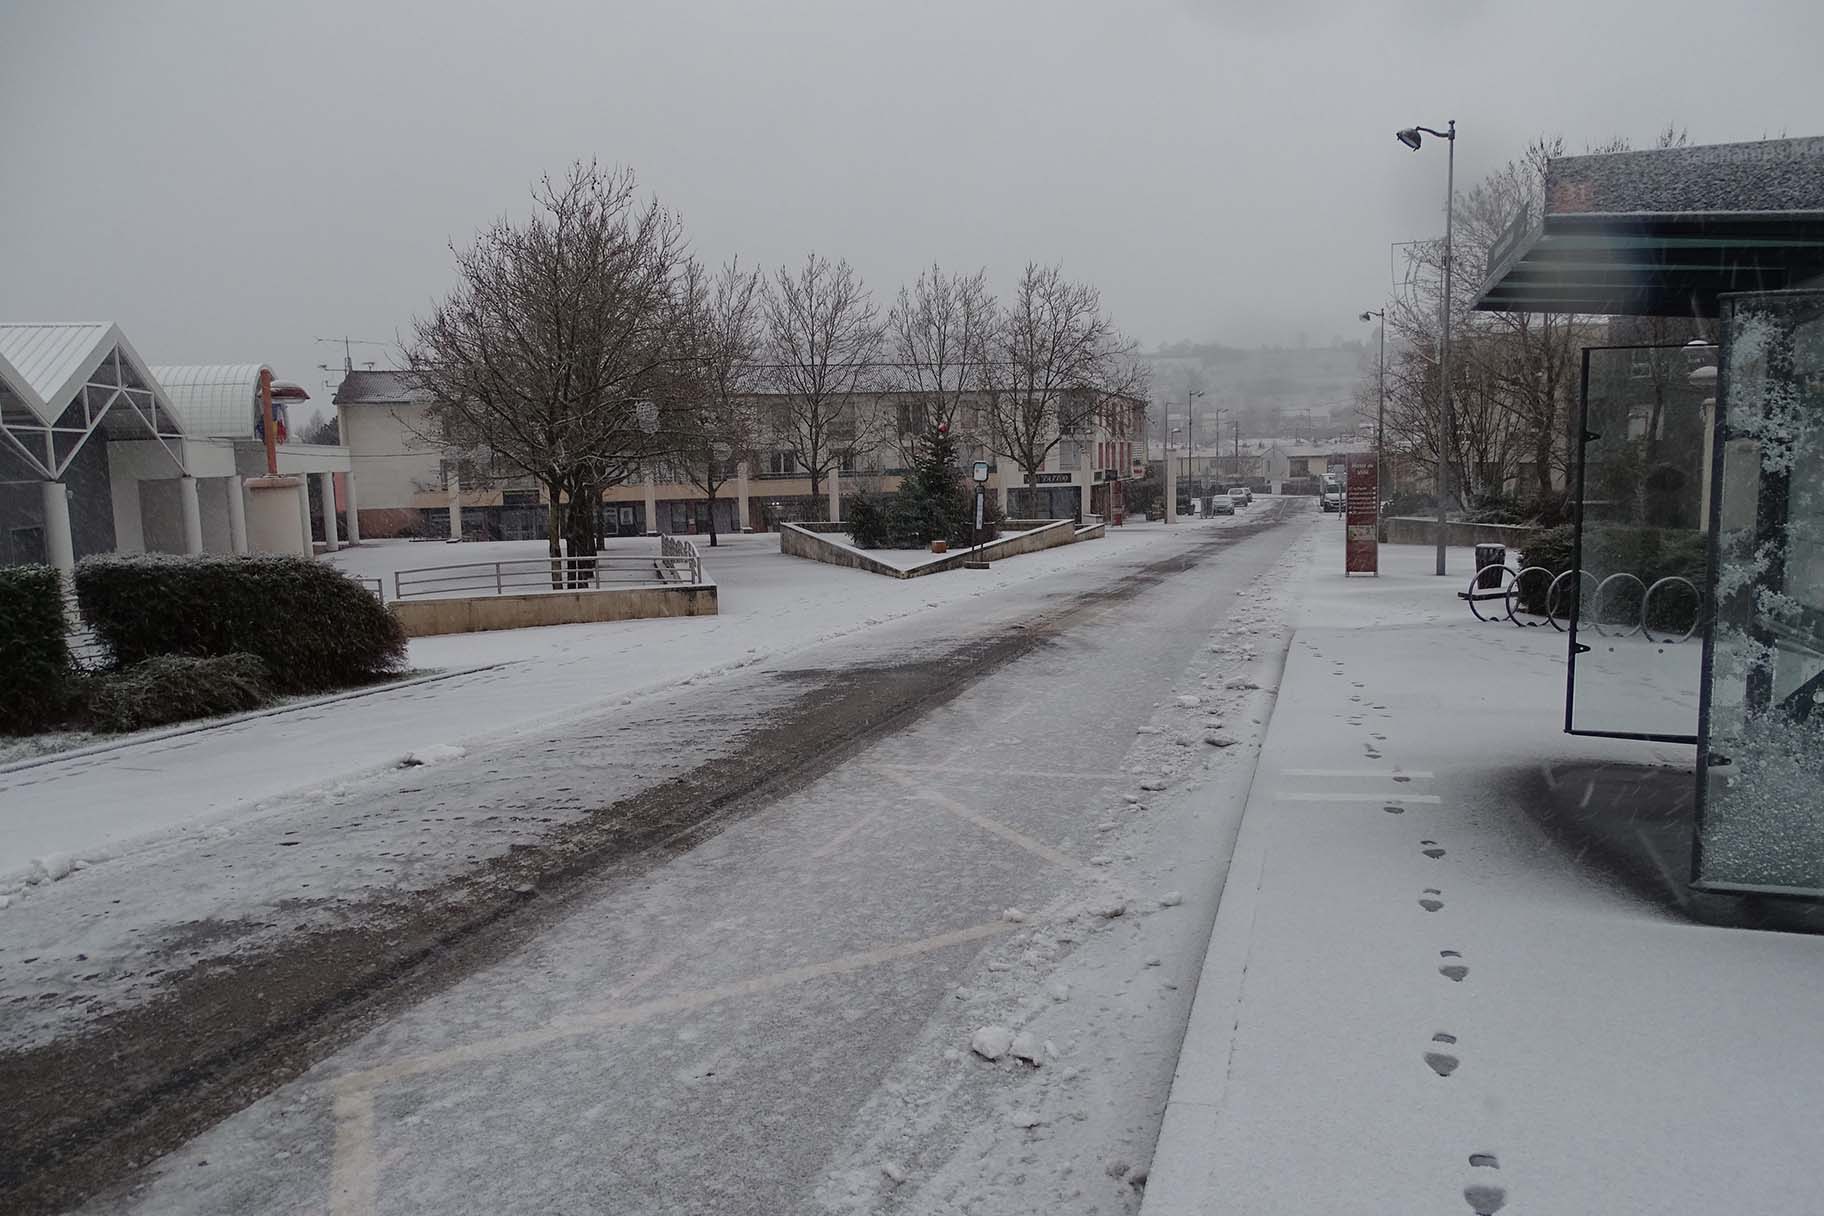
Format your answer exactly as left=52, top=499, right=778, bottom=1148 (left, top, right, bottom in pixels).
left=896, top=421, right=971, bottom=544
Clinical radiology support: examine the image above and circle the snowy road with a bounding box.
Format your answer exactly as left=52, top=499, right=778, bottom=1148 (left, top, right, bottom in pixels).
left=7, top=501, right=1317, bottom=1215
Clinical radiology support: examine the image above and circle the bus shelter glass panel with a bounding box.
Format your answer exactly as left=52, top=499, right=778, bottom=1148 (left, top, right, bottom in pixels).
left=1696, top=290, right=1824, bottom=895
left=1567, top=344, right=1713, bottom=741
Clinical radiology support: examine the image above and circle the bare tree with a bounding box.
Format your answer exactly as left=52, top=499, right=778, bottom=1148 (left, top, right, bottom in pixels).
left=1377, top=125, right=1689, bottom=506
left=980, top=263, right=1141, bottom=497
left=760, top=254, right=887, bottom=516
left=887, top=264, right=995, bottom=463
left=671, top=257, right=764, bottom=546
left=407, top=161, right=689, bottom=575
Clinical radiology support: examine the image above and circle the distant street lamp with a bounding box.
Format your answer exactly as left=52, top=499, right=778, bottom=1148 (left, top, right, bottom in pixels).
left=1360, top=308, right=1386, bottom=517
left=1186, top=389, right=1205, bottom=491
left=1166, top=426, right=1183, bottom=524
left=1395, top=120, right=1456, bottom=576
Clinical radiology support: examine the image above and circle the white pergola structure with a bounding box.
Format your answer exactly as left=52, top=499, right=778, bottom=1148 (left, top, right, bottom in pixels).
left=0, top=323, right=198, bottom=577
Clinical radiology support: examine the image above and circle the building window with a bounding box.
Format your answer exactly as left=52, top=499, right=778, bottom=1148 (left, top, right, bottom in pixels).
left=501, top=489, right=540, bottom=508
left=767, top=450, right=798, bottom=476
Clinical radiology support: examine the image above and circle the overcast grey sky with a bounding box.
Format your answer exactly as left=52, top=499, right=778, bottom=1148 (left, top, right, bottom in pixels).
left=4, top=0, right=1820, bottom=417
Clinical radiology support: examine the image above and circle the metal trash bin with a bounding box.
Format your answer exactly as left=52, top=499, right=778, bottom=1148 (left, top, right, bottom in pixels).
left=1474, top=544, right=1506, bottom=589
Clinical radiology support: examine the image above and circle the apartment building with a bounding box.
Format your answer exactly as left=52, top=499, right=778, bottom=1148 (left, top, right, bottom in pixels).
left=333, top=371, right=1147, bottom=539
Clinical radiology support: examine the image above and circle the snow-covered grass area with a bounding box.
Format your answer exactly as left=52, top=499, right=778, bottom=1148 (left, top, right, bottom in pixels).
left=1, top=518, right=1286, bottom=895
left=1144, top=523, right=1824, bottom=1216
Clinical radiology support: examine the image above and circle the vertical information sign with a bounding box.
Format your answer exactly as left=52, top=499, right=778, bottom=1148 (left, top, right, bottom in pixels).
left=1345, top=452, right=1378, bottom=575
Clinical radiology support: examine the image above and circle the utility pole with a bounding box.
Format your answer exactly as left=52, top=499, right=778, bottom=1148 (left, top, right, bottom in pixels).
left=1362, top=308, right=1387, bottom=518
left=1393, top=119, right=1457, bottom=575
left=1438, top=121, right=1456, bottom=576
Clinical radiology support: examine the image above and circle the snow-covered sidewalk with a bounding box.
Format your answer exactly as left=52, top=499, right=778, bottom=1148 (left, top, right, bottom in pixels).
left=1144, top=529, right=1824, bottom=1215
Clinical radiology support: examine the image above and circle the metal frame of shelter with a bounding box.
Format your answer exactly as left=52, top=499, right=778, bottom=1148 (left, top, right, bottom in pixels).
left=0, top=324, right=190, bottom=480
left=1562, top=341, right=1714, bottom=745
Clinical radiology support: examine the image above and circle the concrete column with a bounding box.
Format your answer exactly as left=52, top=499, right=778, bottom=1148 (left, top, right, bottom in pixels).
left=109, top=464, right=146, bottom=554
left=41, top=480, right=75, bottom=581
left=296, top=478, right=313, bottom=554
left=736, top=461, right=751, bottom=531
left=343, top=469, right=361, bottom=543
left=178, top=475, right=205, bottom=555
left=226, top=474, right=249, bottom=554
left=447, top=467, right=463, bottom=542
left=643, top=472, right=658, bottom=535
left=1079, top=478, right=1093, bottom=524
left=244, top=475, right=308, bottom=556
left=997, top=478, right=1011, bottom=515
left=319, top=472, right=340, bottom=551
left=827, top=467, right=842, bottom=523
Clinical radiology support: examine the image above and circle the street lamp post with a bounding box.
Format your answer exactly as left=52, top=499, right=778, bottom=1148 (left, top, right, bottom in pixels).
left=1186, top=389, right=1205, bottom=495
left=1360, top=308, right=1386, bottom=523
left=1166, top=426, right=1183, bottom=524
left=1396, top=120, right=1456, bottom=576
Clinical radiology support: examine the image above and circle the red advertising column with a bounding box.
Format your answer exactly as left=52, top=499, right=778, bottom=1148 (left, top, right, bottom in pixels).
left=1345, top=452, right=1378, bottom=575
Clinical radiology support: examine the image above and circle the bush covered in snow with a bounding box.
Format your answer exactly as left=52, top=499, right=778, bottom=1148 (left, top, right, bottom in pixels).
left=75, top=553, right=406, bottom=693
left=0, top=564, right=73, bottom=733
left=84, top=653, right=274, bottom=733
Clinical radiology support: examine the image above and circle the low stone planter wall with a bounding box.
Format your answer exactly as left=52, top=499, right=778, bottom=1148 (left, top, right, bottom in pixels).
left=389, top=583, right=717, bottom=637
left=1383, top=517, right=1543, bottom=549
left=781, top=518, right=1090, bottom=579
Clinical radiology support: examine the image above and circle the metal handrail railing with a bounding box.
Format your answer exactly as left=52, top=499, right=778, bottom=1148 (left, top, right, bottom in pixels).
left=391, top=555, right=699, bottom=600
left=658, top=535, right=704, bottom=584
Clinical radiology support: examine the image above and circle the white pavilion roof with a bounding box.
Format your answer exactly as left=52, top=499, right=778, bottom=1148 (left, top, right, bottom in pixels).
left=150, top=363, right=269, bottom=438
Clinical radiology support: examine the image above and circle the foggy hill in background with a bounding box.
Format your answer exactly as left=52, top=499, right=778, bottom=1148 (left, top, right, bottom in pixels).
left=1144, top=337, right=1372, bottom=448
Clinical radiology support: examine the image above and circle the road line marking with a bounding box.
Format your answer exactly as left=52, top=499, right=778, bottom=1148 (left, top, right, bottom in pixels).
left=877, top=767, right=1091, bottom=873
left=1274, top=792, right=1443, bottom=804
left=328, top=1089, right=378, bottom=1216
left=872, top=762, right=1128, bottom=781
left=604, top=947, right=686, bottom=1005
left=330, top=919, right=1012, bottom=1095
left=1279, top=768, right=1435, bottom=779
left=811, top=808, right=882, bottom=859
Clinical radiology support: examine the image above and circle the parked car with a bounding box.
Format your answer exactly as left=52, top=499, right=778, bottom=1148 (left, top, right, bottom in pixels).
left=1227, top=486, right=1251, bottom=506
left=1321, top=490, right=1343, bottom=512
left=1209, top=495, right=1235, bottom=515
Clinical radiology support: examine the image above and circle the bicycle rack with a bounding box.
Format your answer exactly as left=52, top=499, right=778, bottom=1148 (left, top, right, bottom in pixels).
left=1465, top=565, right=1700, bottom=641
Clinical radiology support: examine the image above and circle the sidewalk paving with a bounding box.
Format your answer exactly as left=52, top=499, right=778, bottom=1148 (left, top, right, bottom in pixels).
left=1145, top=528, right=1824, bottom=1216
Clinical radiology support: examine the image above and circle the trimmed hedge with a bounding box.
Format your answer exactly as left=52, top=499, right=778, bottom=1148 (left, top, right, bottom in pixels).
left=84, top=654, right=274, bottom=734
left=1519, top=524, right=1706, bottom=630
left=0, top=565, right=72, bottom=733
left=846, top=490, right=1003, bottom=550
left=75, top=554, right=406, bottom=693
